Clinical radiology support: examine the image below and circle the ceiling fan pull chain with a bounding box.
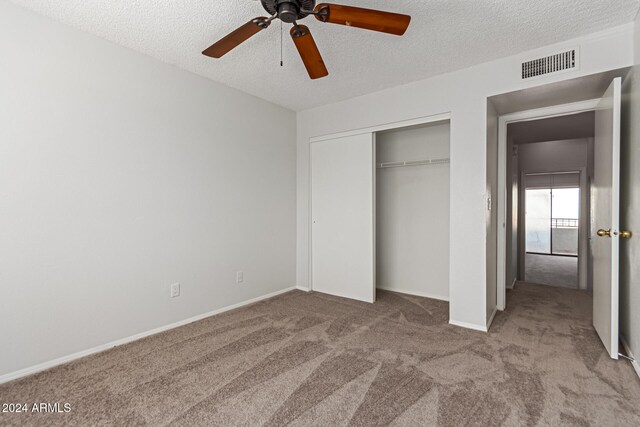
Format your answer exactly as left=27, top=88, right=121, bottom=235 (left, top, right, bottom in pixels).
left=280, top=19, right=283, bottom=67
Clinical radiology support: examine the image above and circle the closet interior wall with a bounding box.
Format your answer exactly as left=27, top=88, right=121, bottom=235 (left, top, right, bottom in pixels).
left=375, top=121, right=451, bottom=300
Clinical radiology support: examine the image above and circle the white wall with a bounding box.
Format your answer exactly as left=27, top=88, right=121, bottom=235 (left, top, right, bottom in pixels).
left=297, top=24, right=634, bottom=330
left=518, top=139, right=591, bottom=173
left=376, top=123, right=450, bottom=300
left=620, top=11, right=640, bottom=373
left=0, top=1, right=296, bottom=379
left=486, top=102, right=499, bottom=321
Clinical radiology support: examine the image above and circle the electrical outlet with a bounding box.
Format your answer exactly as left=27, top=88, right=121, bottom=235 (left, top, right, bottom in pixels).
left=170, top=282, right=180, bottom=298
left=236, top=271, right=244, bottom=284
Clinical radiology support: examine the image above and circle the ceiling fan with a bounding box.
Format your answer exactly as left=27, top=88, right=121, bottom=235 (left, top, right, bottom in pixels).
left=202, top=1, right=411, bottom=79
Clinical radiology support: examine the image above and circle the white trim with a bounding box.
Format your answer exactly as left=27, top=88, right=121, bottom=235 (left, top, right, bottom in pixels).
left=0, top=286, right=297, bottom=385
left=308, top=131, right=314, bottom=291
left=496, top=98, right=600, bottom=311
left=449, top=319, right=488, bottom=332
left=296, top=285, right=311, bottom=292
left=377, top=286, right=449, bottom=302
left=621, top=337, right=640, bottom=380
left=372, top=133, right=377, bottom=302
left=309, top=112, right=451, bottom=143
left=499, top=98, right=600, bottom=124
left=486, top=307, right=498, bottom=331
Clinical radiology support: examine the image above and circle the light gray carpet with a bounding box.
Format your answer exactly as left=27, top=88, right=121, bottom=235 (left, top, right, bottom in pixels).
left=1, top=285, right=639, bottom=426
left=525, top=253, right=578, bottom=288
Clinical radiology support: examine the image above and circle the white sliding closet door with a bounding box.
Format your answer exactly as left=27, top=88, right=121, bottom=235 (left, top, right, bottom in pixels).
left=311, top=133, right=376, bottom=303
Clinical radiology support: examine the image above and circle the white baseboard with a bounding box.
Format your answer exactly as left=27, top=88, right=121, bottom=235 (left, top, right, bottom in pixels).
left=621, top=336, right=640, bottom=380
left=296, top=286, right=311, bottom=292
left=376, top=286, right=449, bottom=302
left=0, top=286, right=297, bottom=385
left=449, top=319, right=488, bottom=332
left=486, top=308, right=498, bottom=331
left=508, top=278, right=517, bottom=289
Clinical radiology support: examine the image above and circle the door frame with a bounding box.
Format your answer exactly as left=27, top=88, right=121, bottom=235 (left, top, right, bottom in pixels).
left=308, top=112, right=451, bottom=294
left=497, top=99, right=599, bottom=310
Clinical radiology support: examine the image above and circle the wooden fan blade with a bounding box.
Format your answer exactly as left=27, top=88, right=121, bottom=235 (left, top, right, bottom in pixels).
left=314, top=3, right=411, bottom=36
left=290, top=25, right=329, bottom=80
left=202, top=17, right=269, bottom=58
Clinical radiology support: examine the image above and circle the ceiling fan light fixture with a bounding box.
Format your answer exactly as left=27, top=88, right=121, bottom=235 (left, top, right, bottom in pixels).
left=261, top=0, right=317, bottom=21
left=277, top=1, right=301, bottom=23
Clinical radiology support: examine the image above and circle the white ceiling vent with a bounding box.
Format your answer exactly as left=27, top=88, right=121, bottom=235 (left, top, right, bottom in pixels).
left=521, top=49, right=578, bottom=80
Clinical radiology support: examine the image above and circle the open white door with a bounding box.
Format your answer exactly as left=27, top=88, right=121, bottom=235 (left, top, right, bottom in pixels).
left=311, top=133, right=375, bottom=303
left=592, top=77, right=621, bottom=359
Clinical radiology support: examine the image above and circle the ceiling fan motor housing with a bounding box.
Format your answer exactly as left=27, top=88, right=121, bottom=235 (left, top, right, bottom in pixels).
left=261, top=0, right=316, bottom=23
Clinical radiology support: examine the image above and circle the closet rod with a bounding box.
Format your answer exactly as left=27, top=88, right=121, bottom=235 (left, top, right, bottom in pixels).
left=377, top=158, right=450, bottom=169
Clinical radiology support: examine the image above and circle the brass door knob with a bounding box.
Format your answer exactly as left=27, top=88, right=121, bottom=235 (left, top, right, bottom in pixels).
left=597, top=228, right=611, bottom=237
left=619, top=230, right=633, bottom=239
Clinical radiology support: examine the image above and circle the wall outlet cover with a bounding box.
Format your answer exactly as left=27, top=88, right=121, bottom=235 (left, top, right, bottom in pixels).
left=170, top=283, right=180, bottom=298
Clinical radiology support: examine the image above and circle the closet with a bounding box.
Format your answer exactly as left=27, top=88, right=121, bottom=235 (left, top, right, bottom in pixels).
left=310, top=119, right=451, bottom=303
left=376, top=121, right=450, bottom=300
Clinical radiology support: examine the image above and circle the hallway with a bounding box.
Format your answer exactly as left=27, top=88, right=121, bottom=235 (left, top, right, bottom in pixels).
left=525, top=253, right=578, bottom=288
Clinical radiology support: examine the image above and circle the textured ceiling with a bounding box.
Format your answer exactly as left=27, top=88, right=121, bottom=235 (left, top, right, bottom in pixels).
left=9, top=0, right=640, bottom=111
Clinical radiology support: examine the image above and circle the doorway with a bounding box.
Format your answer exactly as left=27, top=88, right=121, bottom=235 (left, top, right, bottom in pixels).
left=491, top=73, right=625, bottom=359
left=524, top=177, right=581, bottom=288
left=506, top=113, right=594, bottom=293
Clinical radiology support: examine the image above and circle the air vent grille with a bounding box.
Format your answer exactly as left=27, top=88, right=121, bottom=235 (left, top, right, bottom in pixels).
left=521, top=49, right=576, bottom=79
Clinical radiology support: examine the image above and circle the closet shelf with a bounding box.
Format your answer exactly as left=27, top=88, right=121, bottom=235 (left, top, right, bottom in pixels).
left=377, top=158, right=450, bottom=169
